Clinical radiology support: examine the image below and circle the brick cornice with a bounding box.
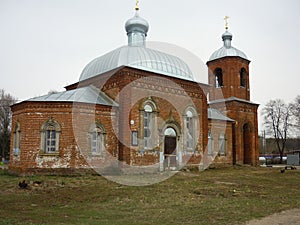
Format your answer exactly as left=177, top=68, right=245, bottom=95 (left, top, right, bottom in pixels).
left=11, top=101, right=114, bottom=112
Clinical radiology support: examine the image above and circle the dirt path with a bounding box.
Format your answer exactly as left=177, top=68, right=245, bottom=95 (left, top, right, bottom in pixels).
left=246, top=208, right=300, bottom=225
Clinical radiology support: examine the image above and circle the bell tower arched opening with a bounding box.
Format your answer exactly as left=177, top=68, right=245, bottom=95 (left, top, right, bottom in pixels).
left=214, top=68, right=223, bottom=88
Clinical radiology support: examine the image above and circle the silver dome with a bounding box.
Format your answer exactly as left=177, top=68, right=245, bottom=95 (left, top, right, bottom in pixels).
left=79, top=9, right=193, bottom=82
left=79, top=46, right=194, bottom=81
left=125, top=12, right=149, bottom=36
left=209, top=30, right=248, bottom=61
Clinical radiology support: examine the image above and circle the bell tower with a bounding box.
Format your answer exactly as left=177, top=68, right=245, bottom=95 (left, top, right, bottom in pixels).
left=207, top=17, right=259, bottom=166
left=207, top=17, right=250, bottom=101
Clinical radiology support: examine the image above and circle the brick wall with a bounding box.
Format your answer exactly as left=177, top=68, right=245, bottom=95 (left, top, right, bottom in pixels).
left=9, top=64, right=258, bottom=174
left=207, top=57, right=251, bottom=101
left=9, top=102, right=118, bottom=174
left=76, top=67, right=210, bottom=167
left=208, top=119, right=234, bottom=166
left=210, top=100, right=259, bottom=165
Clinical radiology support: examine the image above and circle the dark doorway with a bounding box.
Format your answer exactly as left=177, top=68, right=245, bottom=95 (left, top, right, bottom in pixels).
left=243, top=123, right=252, bottom=164
left=164, top=128, right=177, bottom=168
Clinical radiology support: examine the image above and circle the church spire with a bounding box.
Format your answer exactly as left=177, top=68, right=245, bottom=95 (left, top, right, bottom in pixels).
left=222, top=16, right=232, bottom=48
left=125, top=0, right=149, bottom=47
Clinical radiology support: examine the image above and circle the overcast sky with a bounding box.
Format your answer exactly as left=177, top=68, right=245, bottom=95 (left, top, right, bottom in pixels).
left=1, top=0, right=299, bottom=129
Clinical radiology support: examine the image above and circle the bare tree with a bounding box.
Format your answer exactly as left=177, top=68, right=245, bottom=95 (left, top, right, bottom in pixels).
left=0, top=89, right=17, bottom=160
left=262, top=99, right=293, bottom=163
left=291, top=95, right=300, bottom=133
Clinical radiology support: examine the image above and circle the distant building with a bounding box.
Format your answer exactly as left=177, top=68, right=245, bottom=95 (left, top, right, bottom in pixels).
left=9, top=7, right=258, bottom=174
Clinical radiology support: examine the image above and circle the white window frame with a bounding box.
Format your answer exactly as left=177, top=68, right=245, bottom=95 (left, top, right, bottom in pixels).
left=143, top=104, right=153, bottom=150
left=186, top=111, right=194, bottom=150
left=184, top=107, right=198, bottom=152
left=89, top=122, right=106, bottom=157
left=218, top=133, right=226, bottom=156
left=132, top=131, right=138, bottom=146
left=208, top=131, right=214, bottom=155
left=40, top=118, right=61, bottom=155
left=13, top=122, right=21, bottom=156
left=45, top=129, right=57, bottom=153
left=139, top=99, right=158, bottom=151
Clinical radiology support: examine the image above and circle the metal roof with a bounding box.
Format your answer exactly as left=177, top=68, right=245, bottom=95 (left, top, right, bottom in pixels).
left=79, top=46, right=194, bottom=82
left=79, top=9, right=194, bottom=82
left=209, top=46, right=248, bottom=61
left=209, top=30, right=248, bottom=62
left=27, top=86, right=118, bottom=107
left=208, top=108, right=234, bottom=122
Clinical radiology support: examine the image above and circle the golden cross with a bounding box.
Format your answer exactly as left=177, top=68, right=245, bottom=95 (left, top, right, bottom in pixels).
left=135, top=0, right=139, bottom=11
left=224, top=16, right=229, bottom=30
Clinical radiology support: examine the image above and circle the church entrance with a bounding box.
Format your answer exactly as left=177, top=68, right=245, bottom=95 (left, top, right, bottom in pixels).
left=164, top=128, right=177, bottom=169
left=243, top=123, right=252, bottom=164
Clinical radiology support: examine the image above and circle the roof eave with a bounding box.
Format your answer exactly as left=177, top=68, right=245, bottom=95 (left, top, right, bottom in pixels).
left=206, top=55, right=251, bottom=65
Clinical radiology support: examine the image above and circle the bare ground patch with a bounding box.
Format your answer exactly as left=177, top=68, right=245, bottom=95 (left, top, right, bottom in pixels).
left=246, top=208, right=300, bottom=225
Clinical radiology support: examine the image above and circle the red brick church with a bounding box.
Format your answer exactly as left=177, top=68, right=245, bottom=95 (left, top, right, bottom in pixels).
left=9, top=6, right=259, bottom=174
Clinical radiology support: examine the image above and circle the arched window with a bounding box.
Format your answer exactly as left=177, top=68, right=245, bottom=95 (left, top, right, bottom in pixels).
left=164, top=127, right=176, bottom=137
left=89, top=122, right=106, bottom=156
left=143, top=104, right=153, bottom=149
left=184, top=107, right=198, bottom=151
left=186, top=110, right=194, bottom=149
left=208, top=131, right=214, bottom=155
left=214, top=68, right=223, bottom=88
left=40, top=118, right=61, bottom=154
left=13, top=122, right=21, bottom=156
left=139, top=98, right=158, bottom=151
left=240, top=68, right=247, bottom=87
left=219, top=133, right=226, bottom=155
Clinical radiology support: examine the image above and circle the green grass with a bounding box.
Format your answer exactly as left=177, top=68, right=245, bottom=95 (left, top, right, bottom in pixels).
left=0, top=166, right=300, bottom=225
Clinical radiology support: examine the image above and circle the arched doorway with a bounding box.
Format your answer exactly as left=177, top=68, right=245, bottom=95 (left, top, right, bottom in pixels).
left=164, top=127, right=177, bottom=168
left=243, top=123, right=252, bottom=164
